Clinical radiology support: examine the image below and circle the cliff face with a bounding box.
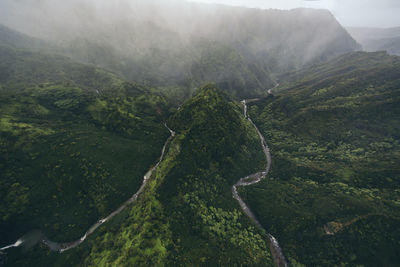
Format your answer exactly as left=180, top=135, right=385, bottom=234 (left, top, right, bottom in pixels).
left=192, top=7, right=361, bottom=71
left=0, top=1, right=359, bottom=98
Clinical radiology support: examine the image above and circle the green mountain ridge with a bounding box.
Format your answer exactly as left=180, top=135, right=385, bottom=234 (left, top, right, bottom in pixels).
left=83, top=86, right=272, bottom=266
left=5, top=86, right=275, bottom=266
left=0, top=42, right=171, bottom=248
left=0, top=24, right=50, bottom=52
left=0, top=3, right=399, bottom=266
left=0, top=1, right=359, bottom=98
left=240, top=51, right=400, bottom=266
left=0, top=44, right=127, bottom=94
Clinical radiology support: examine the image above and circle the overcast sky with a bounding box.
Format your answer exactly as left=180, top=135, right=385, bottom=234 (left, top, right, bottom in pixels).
left=188, top=0, right=400, bottom=28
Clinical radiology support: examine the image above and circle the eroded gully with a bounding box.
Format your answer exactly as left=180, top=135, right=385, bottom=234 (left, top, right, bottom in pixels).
left=233, top=87, right=288, bottom=267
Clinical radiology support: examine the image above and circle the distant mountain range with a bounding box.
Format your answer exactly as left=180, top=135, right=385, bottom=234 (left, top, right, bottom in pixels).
left=0, top=0, right=360, bottom=98
left=347, top=27, right=400, bottom=55
left=2, top=1, right=399, bottom=266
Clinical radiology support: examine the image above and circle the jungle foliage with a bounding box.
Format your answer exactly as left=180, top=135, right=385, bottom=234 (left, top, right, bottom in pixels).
left=78, top=86, right=273, bottom=266
left=240, top=51, right=400, bottom=266
left=1, top=0, right=361, bottom=100
left=0, top=45, right=170, bottom=247
left=3, top=85, right=276, bottom=266
left=1, top=12, right=400, bottom=266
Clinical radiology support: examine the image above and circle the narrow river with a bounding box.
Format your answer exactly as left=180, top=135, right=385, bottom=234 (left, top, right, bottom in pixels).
left=0, top=124, right=175, bottom=253
left=233, top=88, right=288, bottom=267
left=2, top=92, right=287, bottom=266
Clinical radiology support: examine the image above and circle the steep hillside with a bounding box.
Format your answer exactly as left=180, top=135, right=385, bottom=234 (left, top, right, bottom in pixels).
left=81, top=86, right=271, bottom=266
left=0, top=0, right=359, bottom=98
left=0, top=25, right=275, bottom=99
left=240, top=51, right=400, bottom=266
left=0, top=44, right=127, bottom=93
left=0, top=42, right=171, bottom=251
left=196, top=7, right=360, bottom=71
left=4, top=86, right=274, bottom=266
left=0, top=24, right=51, bottom=52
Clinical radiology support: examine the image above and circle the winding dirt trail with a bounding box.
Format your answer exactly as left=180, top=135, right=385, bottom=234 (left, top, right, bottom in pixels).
left=233, top=85, right=288, bottom=267
left=0, top=124, right=175, bottom=253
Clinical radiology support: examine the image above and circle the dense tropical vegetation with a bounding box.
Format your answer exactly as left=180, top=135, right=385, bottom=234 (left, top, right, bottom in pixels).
left=0, top=43, right=171, bottom=246
left=0, top=0, right=360, bottom=99
left=240, top=51, right=400, bottom=266
left=4, top=86, right=276, bottom=266
left=81, top=86, right=272, bottom=266
left=0, top=1, right=399, bottom=266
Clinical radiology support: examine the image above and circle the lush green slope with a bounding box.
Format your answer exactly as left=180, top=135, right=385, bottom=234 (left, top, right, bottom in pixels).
left=186, top=40, right=275, bottom=99
left=0, top=1, right=359, bottom=99
left=0, top=10, right=396, bottom=265
left=0, top=44, right=127, bottom=93
left=0, top=23, right=275, bottom=100
left=0, top=24, right=51, bottom=52
left=240, top=51, right=400, bottom=266
left=6, top=86, right=275, bottom=266
left=79, top=86, right=272, bottom=266
left=0, top=44, right=170, bottom=248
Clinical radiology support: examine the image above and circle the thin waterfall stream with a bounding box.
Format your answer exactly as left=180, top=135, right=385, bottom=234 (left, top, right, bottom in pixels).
left=2, top=89, right=288, bottom=266
left=233, top=86, right=288, bottom=267
left=0, top=123, right=175, bottom=253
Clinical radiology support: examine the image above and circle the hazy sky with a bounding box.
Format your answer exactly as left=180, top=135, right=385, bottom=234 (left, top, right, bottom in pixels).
left=188, top=0, right=400, bottom=28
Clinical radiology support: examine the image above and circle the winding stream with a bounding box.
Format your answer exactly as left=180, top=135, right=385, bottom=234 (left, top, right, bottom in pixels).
left=233, top=87, right=288, bottom=267
left=0, top=123, right=175, bottom=253
left=1, top=90, right=287, bottom=266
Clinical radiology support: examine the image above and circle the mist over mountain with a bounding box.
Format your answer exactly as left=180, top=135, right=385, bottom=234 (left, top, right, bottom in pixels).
left=347, top=27, right=400, bottom=56
left=0, top=0, right=359, bottom=98
left=242, top=51, right=400, bottom=266
left=1, top=1, right=399, bottom=267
